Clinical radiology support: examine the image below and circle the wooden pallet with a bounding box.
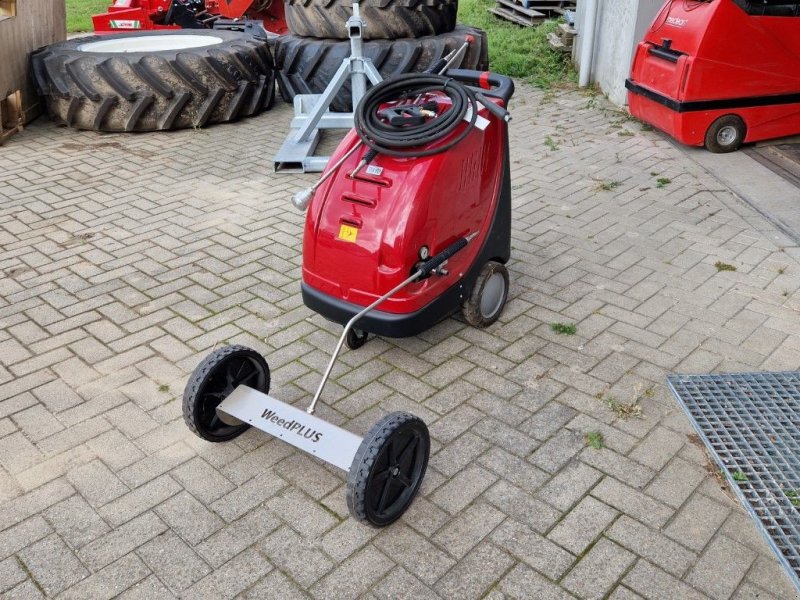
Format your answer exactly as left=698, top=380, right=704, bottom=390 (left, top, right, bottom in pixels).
left=490, top=0, right=575, bottom=27
left=0, top=90, right=22, bottom=146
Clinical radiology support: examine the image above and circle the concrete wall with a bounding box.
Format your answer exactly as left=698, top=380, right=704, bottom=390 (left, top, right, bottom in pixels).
left=574, top=0, right=664, bottom=106
left=0, top=0, right=66, bottom=123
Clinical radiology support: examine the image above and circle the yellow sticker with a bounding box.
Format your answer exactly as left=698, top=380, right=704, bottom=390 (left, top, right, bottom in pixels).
left=338, top=224, right=358, bottom=242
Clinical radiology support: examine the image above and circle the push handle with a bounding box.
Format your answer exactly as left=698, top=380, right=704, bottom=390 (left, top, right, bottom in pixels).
left=446, top=69, right=515, bottom=105
left=416, top=237, right=468, bottom=278
left=475, top=91, right=511, bottom=122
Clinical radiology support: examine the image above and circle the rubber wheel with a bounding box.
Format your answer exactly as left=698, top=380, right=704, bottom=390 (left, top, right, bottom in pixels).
left=347, top=412, right=429, bottom=527
left=462, top=261, right=509, bottom=328
left=704, top=115, right=746, bottom=153
left=30, top=30, right=276, bottom=132
left=273, top=24, right=488, bottom=111
left=183, top=345, right=270, bottom=442
left=285, top=0, right=457, bottom=40
left=346, top=328, right=369, bottom=350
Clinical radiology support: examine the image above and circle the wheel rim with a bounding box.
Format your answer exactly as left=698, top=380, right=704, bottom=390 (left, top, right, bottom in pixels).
left=365, top=425, right=426, bottom=523
left=480, top=271, right=506, bottom=319
left=197, top=355, right=266, bottom=437
left=78, top=35, right=223, bottom=54
left=716, top=125, right=738, bottom=147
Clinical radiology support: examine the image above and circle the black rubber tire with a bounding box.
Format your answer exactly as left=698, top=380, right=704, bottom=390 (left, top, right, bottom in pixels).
left=285, top=0, right=457, bottom=40
left=30, top=30, right=277, bottom=132
left=462, top=261, right=509, bottom=328
left=345, top=328, right=369, bottom=350
left=273, top=25, right=488, bottom=112
left=704, top=114, right=746, bottom=153
left=347, top=412, right=429, bottom=527
left=183, top=345, right=271, bottom=442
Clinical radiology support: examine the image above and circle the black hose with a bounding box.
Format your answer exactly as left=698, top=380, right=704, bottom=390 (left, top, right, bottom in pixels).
left=353, top=73, right=479, bottom=159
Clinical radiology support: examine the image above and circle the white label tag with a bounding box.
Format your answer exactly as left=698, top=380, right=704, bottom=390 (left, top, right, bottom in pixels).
left=217, top=386, right=362, bottom=471
left=464, top=105, right=490, bottom=131
left=365, top=165, right=383, bottom=176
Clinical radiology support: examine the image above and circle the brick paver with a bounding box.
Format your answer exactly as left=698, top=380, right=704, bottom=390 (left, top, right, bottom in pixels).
left=2, top=83, right=800, bottom=599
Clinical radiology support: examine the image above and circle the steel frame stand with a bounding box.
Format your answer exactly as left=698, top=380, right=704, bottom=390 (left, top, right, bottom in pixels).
left=273, top=1, right=382, bottom=173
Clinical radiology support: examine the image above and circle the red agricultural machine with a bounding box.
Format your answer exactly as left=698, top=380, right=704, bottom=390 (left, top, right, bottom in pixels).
left=92, top=0, right=288, bottom=35
left=627, top=0, right=800, bottom=152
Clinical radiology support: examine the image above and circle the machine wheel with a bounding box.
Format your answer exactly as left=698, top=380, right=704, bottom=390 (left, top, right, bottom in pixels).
left=30, top=30, right=276, bottom=132
left=273, top=25, right=488, bottom=111
left=347, top=412, right=429, bottom=527
left=345, top=328, right=369, bottom=350
left=183, top=345, right=270, bottom=442
left=462, top=261, right=509, bottom=328
left=284, top=0, right=457, bottom=40
left=704, top=115, right=746, bottom=153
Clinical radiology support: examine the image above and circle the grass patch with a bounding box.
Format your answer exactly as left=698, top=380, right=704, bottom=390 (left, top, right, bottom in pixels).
left=67, top=0, right=108, bottom=32
left=459, top=0, right=576, bottom=87
left=585, top=431, right=604, bottom=450
left=655, top=177, right=671, bottom=188
left=597, top=394, right=642, bottom=419
left=157, top=384, right=170, bottom=393
left=731, top=470, right=748, bottom=482
left=550, top=322, right=576, bottom=335
left=785, top=489, right=800, bottom=507
left=594, top=180, right=621, bottom=192
left=714, top=261, right=737, bottom=272
left=544, top=135, right=559, bottom=151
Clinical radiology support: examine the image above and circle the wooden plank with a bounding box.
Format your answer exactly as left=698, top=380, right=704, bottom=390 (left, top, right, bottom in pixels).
left=0, top=0, right=66, bottom=123
left=496, top=0, right=546, bottom=18
left=0, top=89, right=23, bottom=145
left=488, top=7, right=542, bottom=27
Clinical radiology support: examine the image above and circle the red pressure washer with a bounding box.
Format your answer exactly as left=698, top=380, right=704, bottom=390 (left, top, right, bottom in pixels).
left=627, top=0, right=800, bottom=152
left=183, top=69, right=515, bottom=526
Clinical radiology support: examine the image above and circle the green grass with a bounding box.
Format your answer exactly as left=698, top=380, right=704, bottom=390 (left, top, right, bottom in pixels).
left=550, top=322, right=576, bottom=335
left=459, top=0, right=576, bottom=87
left=67, top=0, right=109, bottom=32
left=585, top=431, right=604, bottom=450
left=715, top=261, right=737, bottom=272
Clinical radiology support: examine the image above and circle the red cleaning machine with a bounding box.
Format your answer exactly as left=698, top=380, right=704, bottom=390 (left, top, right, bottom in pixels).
left=301, top=70, right=515, bottom=347
left=627, top=0, right=800, bottom=152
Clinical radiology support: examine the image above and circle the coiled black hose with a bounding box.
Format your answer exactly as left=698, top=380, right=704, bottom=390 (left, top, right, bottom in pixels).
left=353, top=73, right=479, bottom=159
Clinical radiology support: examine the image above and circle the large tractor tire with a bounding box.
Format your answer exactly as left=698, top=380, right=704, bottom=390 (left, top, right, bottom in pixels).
left=274, top=25, right=488, bottom=112
left=31, top=30, right=276, bottom=132
left=284, top=0, right=457, bottom=40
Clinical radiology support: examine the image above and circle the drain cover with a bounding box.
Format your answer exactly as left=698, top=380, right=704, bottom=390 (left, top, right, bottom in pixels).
left=668, top=372, right=800, bottom=592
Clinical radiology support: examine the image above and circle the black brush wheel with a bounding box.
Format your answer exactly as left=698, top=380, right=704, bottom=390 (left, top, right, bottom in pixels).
left=183, top=344, right=270, bottom=442
left=462, top=261, right=509, bottom=328
left=347, top=412, right=429, bottom=527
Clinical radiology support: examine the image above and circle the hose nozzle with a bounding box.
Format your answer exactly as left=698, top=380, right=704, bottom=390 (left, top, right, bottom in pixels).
left=292, top=188, right=313, bottom=211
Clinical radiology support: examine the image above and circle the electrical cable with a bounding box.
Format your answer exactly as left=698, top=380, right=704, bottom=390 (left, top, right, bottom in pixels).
left=353, top=73, right=478, bottom=159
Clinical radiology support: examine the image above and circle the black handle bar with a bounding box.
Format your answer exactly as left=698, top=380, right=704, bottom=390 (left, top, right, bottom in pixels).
left=445, top=69, right=515, bottom=106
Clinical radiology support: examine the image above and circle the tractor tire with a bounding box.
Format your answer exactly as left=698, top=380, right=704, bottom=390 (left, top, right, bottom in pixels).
left=284, top=0, right=457, bottom=40
left=273, top=25, right=488, bottom=112
left=30, top=30, right=276, bottom=132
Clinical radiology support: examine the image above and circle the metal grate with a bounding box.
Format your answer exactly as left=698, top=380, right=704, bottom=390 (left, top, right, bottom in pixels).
left=668, top=372, right=800, bottom=593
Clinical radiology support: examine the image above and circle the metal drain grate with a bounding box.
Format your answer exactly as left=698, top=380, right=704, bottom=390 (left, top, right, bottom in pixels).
left=668, top=372, right=800, bottom=592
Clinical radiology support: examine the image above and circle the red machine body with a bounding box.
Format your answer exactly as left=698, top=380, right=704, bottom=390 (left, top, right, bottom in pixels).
left=92, top=0, right=288, bottom=35
left=627, top=0, right=800, bottom=150
left=302, top=74, right=513, bottom=337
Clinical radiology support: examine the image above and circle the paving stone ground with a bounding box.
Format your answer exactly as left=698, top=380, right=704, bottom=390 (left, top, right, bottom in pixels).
left=2, top=83, right=800, bottom=600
